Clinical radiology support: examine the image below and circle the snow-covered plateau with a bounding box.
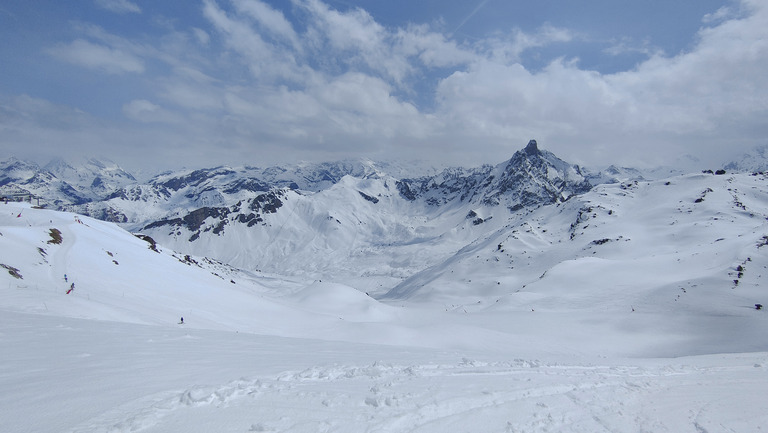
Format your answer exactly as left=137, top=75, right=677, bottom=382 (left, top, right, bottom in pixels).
left=2, top=151, right=768, bottom=432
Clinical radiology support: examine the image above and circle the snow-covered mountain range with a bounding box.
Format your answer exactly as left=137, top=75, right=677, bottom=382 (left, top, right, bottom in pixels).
left=0, top=156, right=136, bottom=206
left=2, top=141, right=768, bottom=432
left=3, top=140, right=767, bottom=292
left=1, top=140, right=615, bottom=221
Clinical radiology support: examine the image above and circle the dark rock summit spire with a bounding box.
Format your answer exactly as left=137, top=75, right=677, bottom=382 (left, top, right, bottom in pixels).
left=525, top=139, right=539, bottom=155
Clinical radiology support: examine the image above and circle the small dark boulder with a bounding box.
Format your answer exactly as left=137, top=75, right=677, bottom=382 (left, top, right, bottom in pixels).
left=134, top=234, right=160, bottom=252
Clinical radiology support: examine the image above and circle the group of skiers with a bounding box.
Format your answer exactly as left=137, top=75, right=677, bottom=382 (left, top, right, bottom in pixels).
left=64, top=274, right=75, bottom=294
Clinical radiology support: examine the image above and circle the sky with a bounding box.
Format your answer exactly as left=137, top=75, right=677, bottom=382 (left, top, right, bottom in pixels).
left=1, top=0, right=766, bottom=173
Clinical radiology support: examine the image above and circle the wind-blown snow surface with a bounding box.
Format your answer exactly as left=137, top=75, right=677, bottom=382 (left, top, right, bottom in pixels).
left=2, top=170, right=768, bottom=432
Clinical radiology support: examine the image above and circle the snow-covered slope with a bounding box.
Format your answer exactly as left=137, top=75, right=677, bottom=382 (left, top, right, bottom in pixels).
left=387, top=172, right=768, bottom=302
left=3, top=172, right=767, bottom=353
left=139, top=177, right=460, bottom=291
left=0, top=202, right=407, bottom=339
left=2, top=195, right=768, bottom=432
left=382, top=172, right=768, bottom=350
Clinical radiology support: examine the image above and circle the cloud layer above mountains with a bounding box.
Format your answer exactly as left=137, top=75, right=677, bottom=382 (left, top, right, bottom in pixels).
left=1, top=0, right=766, bottom=171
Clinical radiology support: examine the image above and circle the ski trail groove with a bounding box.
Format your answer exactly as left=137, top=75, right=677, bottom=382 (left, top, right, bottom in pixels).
left=65, top=359, right=761, bottom=433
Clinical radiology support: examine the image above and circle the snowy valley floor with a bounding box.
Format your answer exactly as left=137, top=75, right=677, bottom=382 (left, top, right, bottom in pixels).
left=2, top=310, right=767, bottom=433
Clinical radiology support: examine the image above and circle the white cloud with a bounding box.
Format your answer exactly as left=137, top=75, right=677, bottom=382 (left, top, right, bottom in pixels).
left=192, top=28, right=211, bottom=45
left=208, top=73, right=429, bottom=150
left=94, top=0, right=141, bottom=14
left=0, top=95, right=176, bottom=171
left=431, top=0, right=768, bottom=167
left=300, top=0, right=384, bottom=53
left=394, top=24, right=477, bottom=69
left=203, top=0, right=305, bottom=83
left=9, top=0, right=768, bottom=171
left=232, top=0, right=301, bottom=50
left=47, top=39, right=144, bottom=74
left=204, top=0, right=476, bottom=89
left=702, top=6, right=733, bottom=24
left=480, top=24, right=575, bottom=64
left=122, top=99, right=183, bottom=124
left=311, top=73, right=424, bottom=137
left=298, top=0, right=414, bottom=84
left=161, top=82, right=224, bottom=111
left=602, top=37, right=657, bottom=57
left=0, top=94, right=91, bottom=131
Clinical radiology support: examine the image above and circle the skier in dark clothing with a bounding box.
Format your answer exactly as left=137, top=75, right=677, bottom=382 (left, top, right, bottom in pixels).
left=180, top=317, right=184, bottom=324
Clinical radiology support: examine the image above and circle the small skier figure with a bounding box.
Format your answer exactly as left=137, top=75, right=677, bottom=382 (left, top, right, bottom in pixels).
left=179, top=317, right=184, bottom=324
left=66, top=282, right=74, bottom=294
left=64, top=274, right=68, bottom=282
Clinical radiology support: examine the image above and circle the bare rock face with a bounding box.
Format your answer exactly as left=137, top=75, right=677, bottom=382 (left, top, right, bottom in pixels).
left=524, top=139, right=539, bottom=155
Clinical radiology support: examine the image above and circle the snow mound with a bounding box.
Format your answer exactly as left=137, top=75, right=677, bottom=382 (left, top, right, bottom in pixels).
left=290, top=281, right=398, bottom=322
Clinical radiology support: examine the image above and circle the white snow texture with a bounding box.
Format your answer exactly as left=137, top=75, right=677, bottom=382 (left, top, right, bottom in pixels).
left=2, top=169, right=768, bottom=432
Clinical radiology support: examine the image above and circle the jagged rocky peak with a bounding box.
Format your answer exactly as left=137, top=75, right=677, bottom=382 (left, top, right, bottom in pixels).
left=482, top=139, right=592, bottom=208
left=391, top=140, right=592, bottom=209
left=524, top=139, right=539, bottom=155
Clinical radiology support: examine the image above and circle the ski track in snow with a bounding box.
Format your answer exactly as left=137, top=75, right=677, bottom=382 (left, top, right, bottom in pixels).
left=66, top=358, right=768, bottom=433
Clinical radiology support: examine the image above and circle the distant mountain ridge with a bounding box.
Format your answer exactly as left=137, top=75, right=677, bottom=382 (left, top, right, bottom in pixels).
left=3, top=141, right=761, bottom=288
left=1, top=140, right=593, bottom=224
left=724, top=145, right=768, bottom=173
left=4, top=142, right=768, bottom=305
left=0, top=157, right=137, bottom=206
left=1, top=140, right=752, bottom=233
left=121, top=141, right=598, bottom=289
